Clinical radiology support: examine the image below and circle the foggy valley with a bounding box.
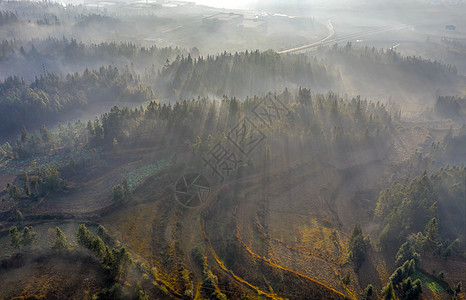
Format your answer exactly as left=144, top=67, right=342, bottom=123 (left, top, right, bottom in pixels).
left=0, top=0, right=465, bottom=299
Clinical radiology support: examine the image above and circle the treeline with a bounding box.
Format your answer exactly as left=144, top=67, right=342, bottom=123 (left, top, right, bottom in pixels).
left=401, top=125, right=466, bottom=177
left=442, top=125, right=466, bottom=165
left=0, top=121, right=90, bottom=161
left=435, top=95, right=465, bottom=119
left=157, top=50, right=341, bottom=99
left=322, top=43, right=458, bottom=77
left=0, top=1, right=130, bottom=32
left=375, top=166, right=465, bottom=257
left=13, top=38, right=187, bottom=63
left=288, top=88, right=394, bottom=145
left=0, top=38, right=189, bottom=72
left=2, top=88, right=395, bottom=173
left=36, top=13, right=60, bottom=26
left=374, top=166, right=465, bottom=300
left=0, top=66, right=152, bottom=137
left=6, top=222, right=152, bottom=299
left=85, top=88, right=394, bottom=152
left=381, top=259, right=422, bottom=300
left=75, top=13, right=118, bottom=26
left=191, top=247, right=227, bottom=300
left=6, top=166, right=63, bottom=201
left=315, top=43, right=464, bottom=98
left=0, top=40, right=17, bottom=61
left=77, top=224, right=131, bottom=280
left=0, top=0, right=96, bottom=23
left=0, top=10, right=18, bottom=25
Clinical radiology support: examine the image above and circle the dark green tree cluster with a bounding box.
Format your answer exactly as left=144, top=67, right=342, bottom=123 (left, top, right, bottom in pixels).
left=1, top=37, right=188, bottom=65
left=191, top=246, right=206, bottom=267
left=36, top=14, right=60, bottom=25
left=87, top=98, right=227, bottom=148
left=403, top=128, right=466, bottom=178
left=112, top=178, right=130, bottom=202
left=0, top=40, right=18, bottom=61
left=2, top=84, right=395, bottom=171
left=413, top=217, right=461, bottom=259
left=395, top=242, right=420, bottom=267
left=202, top=265, right=228, bottom=300
left=191, top=246, right=227, bottom=299
left=0, top=0, right=74, bottom=24
left=9, top=226, right=37, bottom=249
left=413, top=217, right=439, bottom=253
left=381, top=259, right=422, bottom=300
left=435, top=96, right=465, bottom=119
left=93, top=283, right=124, bottom=300
left=112, top=185, right=124, bottom=202
left=1, top=88, right=397, bottom=200
left=288, top=89, right=394, bottom=148
left=363, top=284, right=374, bottom=299
left=84, top=88, right=394, bottom=154
left=342, top=273, right=351, bottom=285
left=348, top=224, right=370, bottom=270
left=0, top=11, right=18, bottom=25
left=7, top=167, right=63, bottom=200
left=77, top=224, right=132, bottom=280
left=322, top=42, right=458, bottom=80
left=14, top=125, right=54, bottom=159
left=375, top=166, right=465, bottom=254
left=157, top=50, right=340, bottom=99
left=52, top=226, right=68, bottom=251
left=75, top=13, right=118, bottom=26
left=453, top=282, right=462, bottom=300
left=0, top=66, right=152, bottom=137
left=441, top=126, right=466, bottom=165
left=375, top=172, right=437, bottom=250
left=13, top=120, right=91, bottom=159
left=97, top=224, right=117, bottom=248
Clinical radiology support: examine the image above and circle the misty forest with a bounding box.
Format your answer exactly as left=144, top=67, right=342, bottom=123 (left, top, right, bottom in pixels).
left=0, top=0, right=465, bottom=299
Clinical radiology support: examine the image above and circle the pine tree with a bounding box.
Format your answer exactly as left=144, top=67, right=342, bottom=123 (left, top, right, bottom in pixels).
left=348, top=224, right=369, bottom=269
left=77, top=224, right=92, bottom=248
left=381, top=283, right=394, bottom=300
left=9, top=226, right=22, bottom=249
left=21, top=126, right=29, bottom=143
left=21, top=226, right=37, bottom=247
left=425, top=218, right=439, bottom=246
left=53, top=227, right=68, bottom=251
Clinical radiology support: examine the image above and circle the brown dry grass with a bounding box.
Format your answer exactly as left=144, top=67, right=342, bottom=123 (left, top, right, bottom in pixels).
left=102, top=164, right=189, bottom=294
left=228, top=162, right=360, bottom=296
left=1, top=119, right=460, bottom=299
left=0, top=252, right=108, bottom=300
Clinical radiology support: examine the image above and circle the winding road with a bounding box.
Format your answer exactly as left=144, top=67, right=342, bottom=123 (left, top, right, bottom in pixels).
left=278, top=19, right=335, bottom=54
left=278, top=19, right=426, bottom=54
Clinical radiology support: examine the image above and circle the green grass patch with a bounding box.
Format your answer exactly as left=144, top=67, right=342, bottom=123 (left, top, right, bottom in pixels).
left=411, top=271, right=444, bottom=292
left=126, top=156, right=173, bottom=189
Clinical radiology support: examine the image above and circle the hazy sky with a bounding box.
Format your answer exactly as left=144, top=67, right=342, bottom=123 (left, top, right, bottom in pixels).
left=192, top=0, right=337, bottom=10
left=193, top=0, right=257, bottom=9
